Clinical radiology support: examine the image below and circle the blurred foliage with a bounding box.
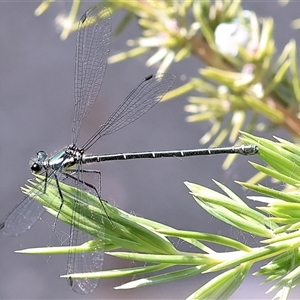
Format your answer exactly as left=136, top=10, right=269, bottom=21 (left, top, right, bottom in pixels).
left=279, top=0, right=300, bottom=30
left=36, top=0, right=300, bottom=149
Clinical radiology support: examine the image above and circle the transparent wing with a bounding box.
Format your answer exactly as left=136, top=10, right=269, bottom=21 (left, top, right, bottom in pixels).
left=0, top=194, right=44, bottom=236
left=72, top=5, right=111, bottom=145
left=67, top=227, right=103, bottom=294
left=82, top=73, right=175, bottom=150
left=0, top=171, right=66, bottom=236
left=67, top=166, right=103, bottom=294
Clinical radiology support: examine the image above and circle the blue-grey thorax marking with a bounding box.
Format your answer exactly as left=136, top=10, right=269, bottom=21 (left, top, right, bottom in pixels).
left=48, top=146, right=83, bottom=172
left=48, top=149, right=74, bottom=171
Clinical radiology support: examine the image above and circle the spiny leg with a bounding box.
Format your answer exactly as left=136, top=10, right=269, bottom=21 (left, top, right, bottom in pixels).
left=53, top=173, right=66, bottom=229
left=63, top=170, right=113, bottom=226
left=77, top=169, right=103, bottom=200
left=43, top=169, right=50, bottom=193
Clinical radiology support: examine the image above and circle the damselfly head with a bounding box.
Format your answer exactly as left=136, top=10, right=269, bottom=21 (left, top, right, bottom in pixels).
left=30, top=150, right=47, bottom=174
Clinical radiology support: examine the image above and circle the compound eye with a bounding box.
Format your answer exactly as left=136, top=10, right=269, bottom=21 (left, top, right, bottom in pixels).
left=31, top=163, right=42, bottom=174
